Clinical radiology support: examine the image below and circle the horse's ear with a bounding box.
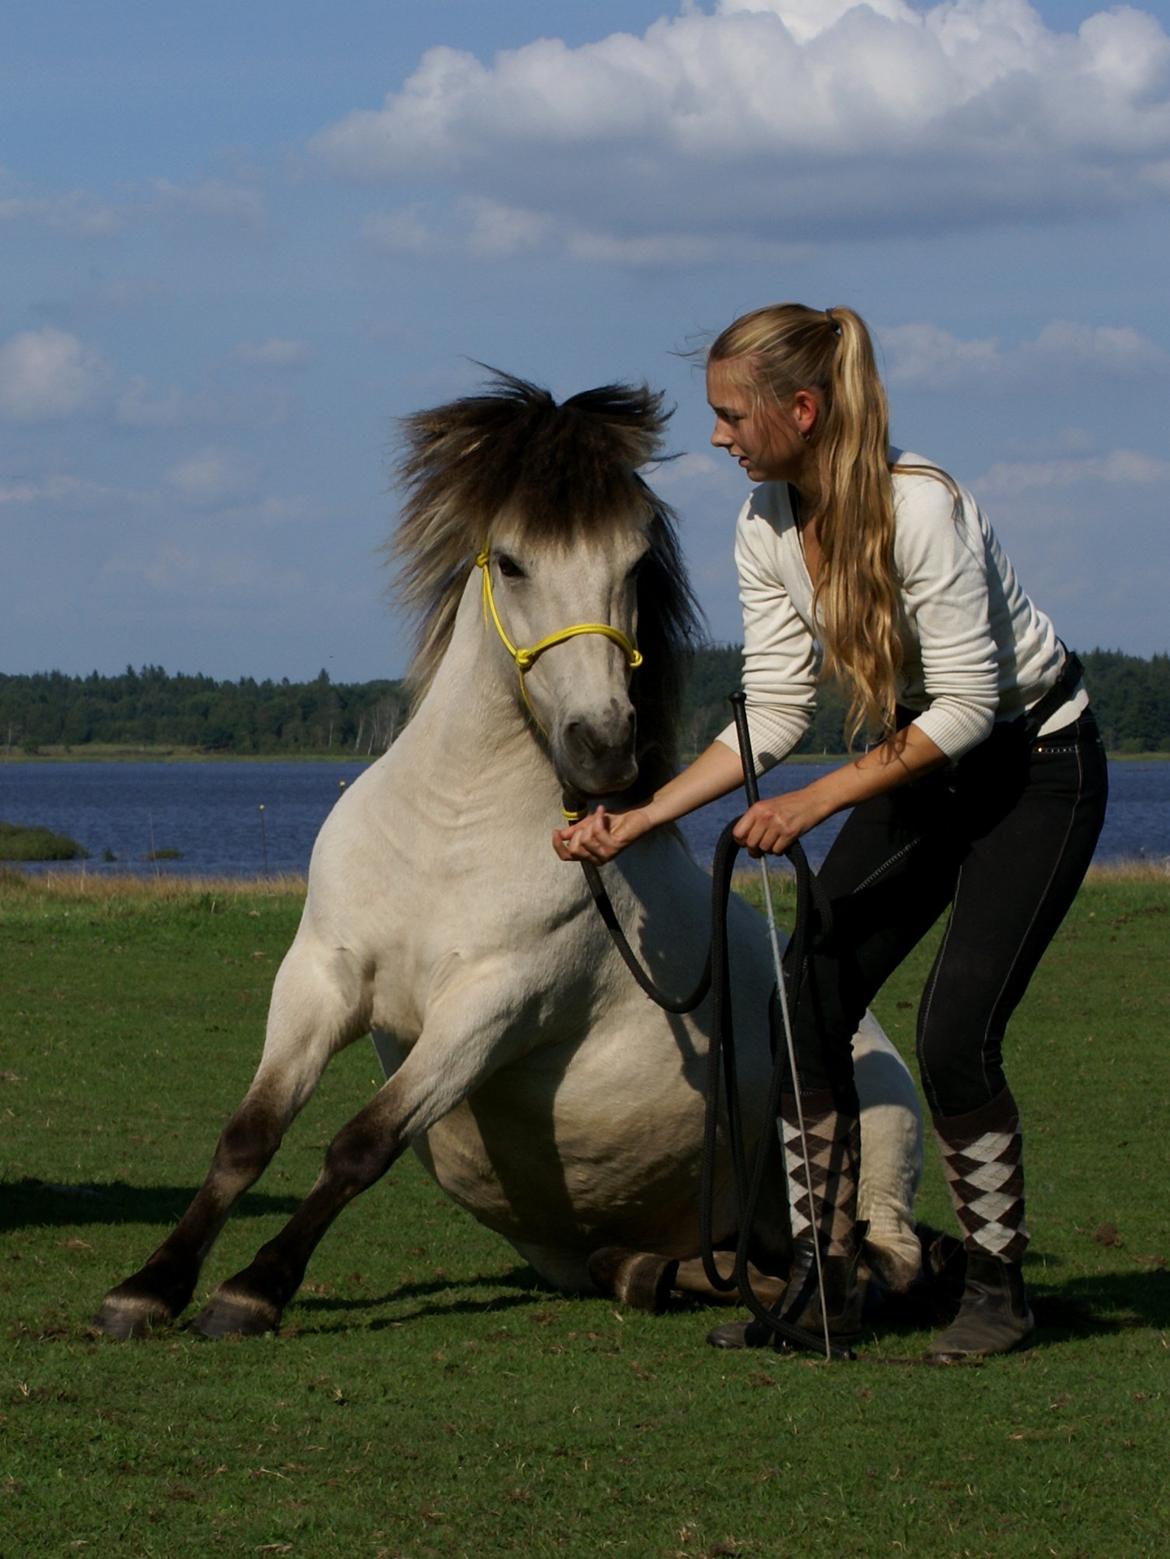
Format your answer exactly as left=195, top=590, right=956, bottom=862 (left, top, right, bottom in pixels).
left=563, top=383, right=673, bottom=470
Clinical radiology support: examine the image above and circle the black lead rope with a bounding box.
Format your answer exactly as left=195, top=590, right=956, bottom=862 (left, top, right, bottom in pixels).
left=580, top=814, right=845, bottom=1356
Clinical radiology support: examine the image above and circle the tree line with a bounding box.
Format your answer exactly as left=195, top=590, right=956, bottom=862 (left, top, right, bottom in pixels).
left=1, top=648, right=1168, bottom=758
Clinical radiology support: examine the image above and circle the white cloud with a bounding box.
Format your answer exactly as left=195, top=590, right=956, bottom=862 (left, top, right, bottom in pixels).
left=151, top=177, right=266, bottom=232
left=0, top=328, right=108, bottom=421
left=879, top=319, right=1170, bottom=388
left=464, top=198, right=552, bottom=259
left=311, top=2, right=1170, bottom=258
left=235, top=338, right=313, bottom=369
left=115, top=375, right=294, bottom=430
left=652, top=451, right=722, bottom=489
left=363, top=205, right=442, bottom=256
left=1020, top=321, right=1169, bottom=374
left=166, top=447, right=260, bottom=506
left=116, top=378, right=199, bottom=429
left=973, top=447, right=1170, bottom=495
left=716, top=0, right=920, bottom=42
left=878, top=323, right=1002, bottom=388
left=0, top=474, right=104, bottom=506
left=0, top=187, right=120, bottom=237
left=99, top=542, right=307, bottom=601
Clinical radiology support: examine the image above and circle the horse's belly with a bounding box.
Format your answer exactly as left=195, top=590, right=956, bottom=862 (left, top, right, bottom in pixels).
left=411, top=1022, right=751, bottom=1254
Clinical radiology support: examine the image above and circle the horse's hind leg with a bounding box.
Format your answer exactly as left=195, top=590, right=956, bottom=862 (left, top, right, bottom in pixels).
left=94, top=939, right=365, bottom=1339
left=672, top=1255, right=786, bottom=1309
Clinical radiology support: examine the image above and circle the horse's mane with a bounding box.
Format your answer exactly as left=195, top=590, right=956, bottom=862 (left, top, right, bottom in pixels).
left=391, top=371, right=704, bottom=792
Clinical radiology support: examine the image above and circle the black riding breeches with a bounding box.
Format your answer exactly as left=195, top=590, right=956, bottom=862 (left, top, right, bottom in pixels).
left=779, top=710, right=1109, bottom=1118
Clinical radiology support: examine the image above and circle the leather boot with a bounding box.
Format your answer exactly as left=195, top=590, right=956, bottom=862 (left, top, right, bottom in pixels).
left=706, top=1221, right=867, bottom=1351
left=926, top=1249, right=1035, bottom=1361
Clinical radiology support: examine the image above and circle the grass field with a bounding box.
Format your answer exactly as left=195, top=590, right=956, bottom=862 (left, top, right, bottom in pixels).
left=1, top=868, right=1167, bottom=1556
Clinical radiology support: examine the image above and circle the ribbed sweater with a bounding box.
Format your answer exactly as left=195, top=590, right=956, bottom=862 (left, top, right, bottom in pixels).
left=715, top=453, right=1081, bottom=771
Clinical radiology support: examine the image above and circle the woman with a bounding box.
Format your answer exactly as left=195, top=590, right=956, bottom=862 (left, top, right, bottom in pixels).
left=553, top=304, right=1108, bottom=1361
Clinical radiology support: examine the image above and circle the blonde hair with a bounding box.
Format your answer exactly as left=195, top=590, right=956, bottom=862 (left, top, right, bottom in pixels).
left=710, top=303, right=907, bottom=745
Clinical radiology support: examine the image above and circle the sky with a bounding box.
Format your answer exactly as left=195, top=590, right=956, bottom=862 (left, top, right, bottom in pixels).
left=2, top=0, right=1168, bottom=683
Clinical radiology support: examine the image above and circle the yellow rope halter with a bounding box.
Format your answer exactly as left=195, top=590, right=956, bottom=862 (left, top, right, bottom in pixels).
left=475, top=550, right=644, bottom=821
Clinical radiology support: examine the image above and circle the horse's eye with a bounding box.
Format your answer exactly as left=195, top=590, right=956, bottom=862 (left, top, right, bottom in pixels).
left=496, top=554, right=526, bottom=580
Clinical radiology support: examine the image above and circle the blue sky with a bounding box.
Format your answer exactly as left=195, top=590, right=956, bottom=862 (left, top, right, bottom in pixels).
left=3, top=0, right=1168, bottom=681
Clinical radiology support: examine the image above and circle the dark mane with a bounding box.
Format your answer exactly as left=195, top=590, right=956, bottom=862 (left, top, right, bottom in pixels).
left=391, top=371, right=703, bottom=791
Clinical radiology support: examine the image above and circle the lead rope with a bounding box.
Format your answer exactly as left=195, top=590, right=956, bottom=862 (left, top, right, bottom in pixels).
left=579, top=777, right=845, bottom=1357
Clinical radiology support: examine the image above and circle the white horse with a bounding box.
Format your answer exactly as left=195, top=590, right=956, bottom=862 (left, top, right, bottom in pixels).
left=96, top=375, right=923, bottom=1341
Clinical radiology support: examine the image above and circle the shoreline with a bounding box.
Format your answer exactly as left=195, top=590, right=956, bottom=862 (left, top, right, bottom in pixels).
left=3, top=745, right=1168, bottom=766
left=3, top=858, right=1166, bottom=899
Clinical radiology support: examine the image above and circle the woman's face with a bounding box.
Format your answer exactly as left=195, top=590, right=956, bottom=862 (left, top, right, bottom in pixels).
left=706, top=358, right=813, bottom=484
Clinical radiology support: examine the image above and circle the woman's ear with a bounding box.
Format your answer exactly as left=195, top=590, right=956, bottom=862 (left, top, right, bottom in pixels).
left=790, top=387, right=821, bottom=439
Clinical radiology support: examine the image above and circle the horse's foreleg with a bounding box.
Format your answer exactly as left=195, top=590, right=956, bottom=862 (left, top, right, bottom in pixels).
left=189, top=1075, right=410, bottom=1337
left=94, top=942, right=365, bottom=1339
left=190, top=985, right=518, bottom=1338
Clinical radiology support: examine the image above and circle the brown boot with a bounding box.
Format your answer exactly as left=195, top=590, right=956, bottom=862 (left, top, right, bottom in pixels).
left=926, top=1250, right=1034, bottom=1362
left=706, top=1222, right=867, bottom=1350
left=928, top=1090, right=1034, bottom=1361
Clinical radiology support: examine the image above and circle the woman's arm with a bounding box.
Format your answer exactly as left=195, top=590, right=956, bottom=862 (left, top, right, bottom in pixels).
left=552, top=739, right=745, bottom=863
left=554, top=490, right=817, bottom=866
left=732, top=721, right=947, bottom=856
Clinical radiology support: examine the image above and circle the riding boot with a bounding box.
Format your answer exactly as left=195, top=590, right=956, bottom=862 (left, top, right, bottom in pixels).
left=926, top=1089, right=1035, bottom=1361
left=707, top=1092, right=862, bottom=1351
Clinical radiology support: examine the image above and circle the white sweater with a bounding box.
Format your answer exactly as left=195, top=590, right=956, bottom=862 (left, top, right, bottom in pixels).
left=715, top=454, right=1083, bottom=771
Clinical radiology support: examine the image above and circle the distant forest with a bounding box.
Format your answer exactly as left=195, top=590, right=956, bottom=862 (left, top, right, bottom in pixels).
left=2, top=648, right=1168, bottom=757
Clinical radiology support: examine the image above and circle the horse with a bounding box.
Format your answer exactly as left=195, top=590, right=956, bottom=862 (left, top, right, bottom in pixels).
left=95, top=373, right=924, bottom=1342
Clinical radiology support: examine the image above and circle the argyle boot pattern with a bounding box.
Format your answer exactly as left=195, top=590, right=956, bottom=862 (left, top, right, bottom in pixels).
left=706, top=1091, right=863, bottom=1351
left=933, top=1088, right=1028, bottom=1263
left=780, top=1090, right=860, bottom=1259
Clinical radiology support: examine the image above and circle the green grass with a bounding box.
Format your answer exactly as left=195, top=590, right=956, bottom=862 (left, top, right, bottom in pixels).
left=1, top=871, right=1167, bottom=1556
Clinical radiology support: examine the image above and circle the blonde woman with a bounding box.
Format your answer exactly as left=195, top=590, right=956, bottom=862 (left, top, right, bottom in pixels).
left=554, top=304, right=1107, bottom=1361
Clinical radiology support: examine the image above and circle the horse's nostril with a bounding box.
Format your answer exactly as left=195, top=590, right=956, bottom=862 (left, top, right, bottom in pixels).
left=565, top=721, right=600, bottom=762
left=565, top=710, right=635, bottom=761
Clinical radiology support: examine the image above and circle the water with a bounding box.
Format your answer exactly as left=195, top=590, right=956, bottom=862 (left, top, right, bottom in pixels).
left=0, top=762, right=365, bottom=878
left=1, top=757, right=1166, bottom=877
left=678, top=759, right=1170, bottom=870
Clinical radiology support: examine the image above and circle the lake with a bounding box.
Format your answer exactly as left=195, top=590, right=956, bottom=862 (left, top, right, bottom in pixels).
left=2, top=756, right=1167, bottom=877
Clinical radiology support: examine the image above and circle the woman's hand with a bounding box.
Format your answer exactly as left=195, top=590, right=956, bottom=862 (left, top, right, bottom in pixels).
left=552, top=804, right=655, bottom=864
left=732, top=786, right=832, bottom=857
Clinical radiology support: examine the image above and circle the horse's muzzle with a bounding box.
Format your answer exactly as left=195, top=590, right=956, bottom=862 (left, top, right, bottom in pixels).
left=558, top=705, right=638, bottom=794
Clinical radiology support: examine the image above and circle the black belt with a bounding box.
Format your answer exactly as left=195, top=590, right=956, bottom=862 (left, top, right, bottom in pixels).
left=1023, top=645, right=1084, bottom=739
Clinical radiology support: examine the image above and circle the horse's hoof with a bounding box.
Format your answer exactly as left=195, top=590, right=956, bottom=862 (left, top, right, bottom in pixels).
left=92, top=1291, right=174, bottom=1340
left=706, top=1319, right=768, bottom=1350
left=189, top=1288, right=280, bottom=1340
left=92, top=1273, right=186, bottom=1339
left=587, top=1248, right=679, bottom=1313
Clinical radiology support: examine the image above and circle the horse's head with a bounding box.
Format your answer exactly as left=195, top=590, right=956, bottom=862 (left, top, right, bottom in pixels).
left=394, top=372, right=703, bottom=800
left=475, top=519, right=648, bottom=796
